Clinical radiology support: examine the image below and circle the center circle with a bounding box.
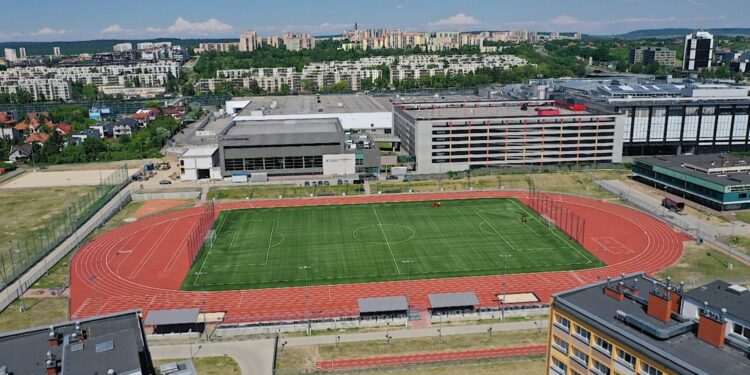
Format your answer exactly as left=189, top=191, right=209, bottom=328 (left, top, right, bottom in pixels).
left=353, top=224, right=416, bottom=245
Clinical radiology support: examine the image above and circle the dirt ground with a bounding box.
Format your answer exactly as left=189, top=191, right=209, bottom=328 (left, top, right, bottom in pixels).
left=1, top=169, right=140, bottom=189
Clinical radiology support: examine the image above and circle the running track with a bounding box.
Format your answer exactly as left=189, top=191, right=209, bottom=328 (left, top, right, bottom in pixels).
left=70, top=191, right=687, bottom=322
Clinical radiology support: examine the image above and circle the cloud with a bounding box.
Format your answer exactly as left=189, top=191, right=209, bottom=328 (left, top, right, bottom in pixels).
left=550, top=15, right=580, bottom=26
left=166, top=17, right=234, bottom=34
left=101, top=24, right=128, bottom=34
left=31, top=27, right=68, bottom=36
left=145, top=27, right=162, bottom=33
left=429, top=13, right=482, bottom=26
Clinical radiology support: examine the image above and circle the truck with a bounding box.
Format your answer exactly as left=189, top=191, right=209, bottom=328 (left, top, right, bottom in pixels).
left=662, top=197, right=685, bottom=212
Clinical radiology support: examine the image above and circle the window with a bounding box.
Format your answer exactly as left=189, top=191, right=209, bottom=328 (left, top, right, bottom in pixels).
left=592, top=359, right=611, bottom=375
left=616, top=348, right=636, bottom=369
left=640, top=362, right=663, bottom=375
left=574, top=325, right=591, bottom=344
left=594, top=337, right=612, bottom=355
left=553, top=335, right=568, bottom=354
left=555, top=314, right=570, bottom=332
left=732, top=322, right=750, bottom=340
left=572, top=347, right=589, bottom=366
left=551, top=357, right=567, bottom=374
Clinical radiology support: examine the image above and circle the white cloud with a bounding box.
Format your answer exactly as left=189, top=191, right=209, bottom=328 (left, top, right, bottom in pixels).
left=145, top=27, right=162, bottom=33
left=166, top=17, right=234, bottom=34
left=31, top=27, right=68, bottom=36
left=429, top=13, right=482, bottom=26
left=550, top=15, right=580, bottom=26
left=101, top=24, right=128, bottom=34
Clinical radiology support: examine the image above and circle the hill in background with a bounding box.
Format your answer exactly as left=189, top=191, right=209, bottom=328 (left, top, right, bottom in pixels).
left=0, top=38, right=236, bottom=56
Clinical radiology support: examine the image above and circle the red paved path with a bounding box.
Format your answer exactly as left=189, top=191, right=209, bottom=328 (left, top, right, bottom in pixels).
left=314, top=344, right=547, bottom=371
left=70, top=191, right=686, bottom=322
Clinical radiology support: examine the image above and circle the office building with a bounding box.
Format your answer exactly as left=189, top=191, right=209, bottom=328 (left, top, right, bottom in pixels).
left=560, top=81, right=750, bottom=155
left=239, top=30, right=258, bottom=52
left=179, top=147, right=222, bottom=181
left=630, top=47, right=676, bottom=67
left=218, top=118, right=379, bottom=177
left=683, top=31, right=714, bottom=70
left=53, top=46, right=61, bottom=57
left=18, top=47, right=26, bottom=59
left=633, top=154, right=750, bottom=211
left=0, top=310, right=154, bottom=375
left=392, top=99, right=624, bottom=174
left=547, top=273, right=750, bottom=375
left=113, top=42, right=133, bottom=52
left=194, top=42, right=240, bottom=54
left=3, top=48, right=17, bottom=63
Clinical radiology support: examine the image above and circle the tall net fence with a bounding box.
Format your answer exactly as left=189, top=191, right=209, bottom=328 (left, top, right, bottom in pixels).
left=0, top=166, right=130, bottom=290
left=527, top=189, right=586, bottom=246
left=185, top=200, right=216, bottom=266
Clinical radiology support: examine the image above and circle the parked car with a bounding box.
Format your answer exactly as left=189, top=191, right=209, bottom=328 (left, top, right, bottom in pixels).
left=304, top=181, right=310, bottom=187
left=159, top=180, right=172, bottom=185
left=324, top=181, right=330, bottom=186
left=386, top=175, right=399, bottom=180
left=336, top=179, right=343, bottom=185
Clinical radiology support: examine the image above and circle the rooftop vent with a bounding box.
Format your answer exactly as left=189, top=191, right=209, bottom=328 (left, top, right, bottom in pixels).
left=727, top=284, right=748, bottom=295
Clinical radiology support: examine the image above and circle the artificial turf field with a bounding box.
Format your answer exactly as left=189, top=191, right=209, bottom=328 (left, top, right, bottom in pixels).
left=181, top=198, right=605, bottom=291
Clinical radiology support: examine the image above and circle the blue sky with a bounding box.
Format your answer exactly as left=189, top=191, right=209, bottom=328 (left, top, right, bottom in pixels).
left=0, top=0, right=747, bottom=41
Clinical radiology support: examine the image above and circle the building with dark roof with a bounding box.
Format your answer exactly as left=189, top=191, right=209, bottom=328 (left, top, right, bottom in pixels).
left=547, top=273, right=750, bottom=375
left=633, top=153, right=750, bottom=211
left=218, top=118, right=379, bottom=177
left=0, top=310, right=154, bottom=375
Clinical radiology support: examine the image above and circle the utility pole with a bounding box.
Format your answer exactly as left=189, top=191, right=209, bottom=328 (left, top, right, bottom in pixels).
left=498, top=254, right=512, bottom=320
left=299, top=265, right=312, bottom=335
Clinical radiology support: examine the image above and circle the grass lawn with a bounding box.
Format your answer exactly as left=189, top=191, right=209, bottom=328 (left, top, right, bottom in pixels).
left=366, top=357, right=546, bottom=375
left=208, top=183, right=364, bottom=201
left=733, top=211, right=750, bottom=225
left=182, top=198, right=603, bottom=291
left=154, top=356, right=240, bottom=375
left=656, top=243, right=750, bottom=287
left=276, top=328, right=546, bottom=371
left=0, top=297, right=68, bottom=332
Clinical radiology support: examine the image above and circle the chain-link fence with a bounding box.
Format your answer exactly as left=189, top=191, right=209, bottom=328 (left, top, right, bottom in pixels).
left=0, top=165, right=130, bottom=290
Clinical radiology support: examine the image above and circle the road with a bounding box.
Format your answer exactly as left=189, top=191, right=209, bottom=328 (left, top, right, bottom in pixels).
left=149, top=338, right=276, bottom=375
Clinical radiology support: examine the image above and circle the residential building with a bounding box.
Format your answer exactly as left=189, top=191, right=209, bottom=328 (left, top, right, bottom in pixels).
left=632, top=153, right=750, bottom=211
left=8, top=144, right=32, bottom=162
left=0, top=310, right=154, bottom=375
left=218, top=118, right=379, bottom=177
left=239, top=30, right=258, bottom=52
left=18, top=47, right=26, bottom=59
left=113, top=118, right=140, bottom=137
left=630, top=47, right=677, bottom=67
left=71, top=128, right=102, bottom=145
left=194, top=42, right=240, bottom=54
left=98, top=86, right=166, bottom=98
left=0, top=79, right=73, bottom=101
left=683, top=31, right=714, bottom=70
left=113, top=42, right=133, bottom=52
left=3, top=48, right=17, bottom=63
left=90, top=122, right=114, bottom=138
left=53, top=46, right=61, bottom=57
left=547, top=274, right=750, bottom=375
left=392, top=98, right=624, bottom=174
left=89, top=106, right=114, bottom=120
left=282, top=33, right=316, bottom=51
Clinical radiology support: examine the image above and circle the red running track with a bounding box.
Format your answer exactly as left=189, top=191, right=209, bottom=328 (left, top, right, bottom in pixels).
left=70, top=191, right=687, bottom=322
left=314, top=344, right=547, bottom=371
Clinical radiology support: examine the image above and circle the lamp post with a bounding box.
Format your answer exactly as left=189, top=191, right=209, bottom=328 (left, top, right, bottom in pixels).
left=437, top=312, right=442, bottom=343
left=299, top=265, right=312, bottom=335
left=401, top=259, right=414, bottom=318
left=498, top=254, right=512, bottom=320
left=728, top=221, right=736, bottom=270
left=487, top=313, right=494, bottom=338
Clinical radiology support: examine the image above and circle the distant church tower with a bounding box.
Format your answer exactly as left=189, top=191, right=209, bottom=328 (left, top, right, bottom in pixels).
left=355, top=22, right=358, bottom=31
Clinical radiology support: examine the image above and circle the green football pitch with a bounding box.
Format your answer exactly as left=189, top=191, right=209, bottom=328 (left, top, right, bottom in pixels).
left=181, top=198, right=604, bottom=291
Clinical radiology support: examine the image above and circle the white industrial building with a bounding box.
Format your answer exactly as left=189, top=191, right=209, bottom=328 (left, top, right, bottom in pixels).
left=179, top=147, right=222, bottom=181
left=227, top=95, right=394, bottom=135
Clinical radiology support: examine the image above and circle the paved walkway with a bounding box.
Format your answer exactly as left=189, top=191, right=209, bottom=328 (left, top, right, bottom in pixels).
left=149, top=338, right=276, bottom=375
left=283, top=320, right=547, bottom=347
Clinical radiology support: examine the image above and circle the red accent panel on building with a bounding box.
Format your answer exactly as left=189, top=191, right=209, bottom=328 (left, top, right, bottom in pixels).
left=603, top=287, right=624, bottom=301
left=647, top=292, right=673, bottom=322
left=697, top=314, right=726, bottom=348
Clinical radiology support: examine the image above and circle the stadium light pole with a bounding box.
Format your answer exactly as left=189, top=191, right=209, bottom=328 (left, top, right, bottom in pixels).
left=498, top=254, right=512, bottom=320
left=300, top=265, right=312, bottom=335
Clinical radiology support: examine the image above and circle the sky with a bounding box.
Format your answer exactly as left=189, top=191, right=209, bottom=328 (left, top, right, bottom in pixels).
left=0, top=0, right=747, bottom=42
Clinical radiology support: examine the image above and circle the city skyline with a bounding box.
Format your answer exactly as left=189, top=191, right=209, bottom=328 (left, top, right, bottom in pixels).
left=0, top=0, right=747, bottom=42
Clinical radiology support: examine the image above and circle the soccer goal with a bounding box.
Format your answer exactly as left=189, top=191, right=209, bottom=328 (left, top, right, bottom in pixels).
left=540, top=215, right=555, bottom=229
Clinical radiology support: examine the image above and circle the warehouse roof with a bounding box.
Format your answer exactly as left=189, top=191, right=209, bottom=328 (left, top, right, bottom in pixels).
left=219, top=118, right=343, bottom=146
left=236, top=95, right=390, bottom=117
left=358, top=296, right=408, bottom=313
left=428, top=292, right=479, bottom=309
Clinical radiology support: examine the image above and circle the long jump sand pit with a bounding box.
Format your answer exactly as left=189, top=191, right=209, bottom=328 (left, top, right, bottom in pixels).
left=1, top=169, right=139, bottom=189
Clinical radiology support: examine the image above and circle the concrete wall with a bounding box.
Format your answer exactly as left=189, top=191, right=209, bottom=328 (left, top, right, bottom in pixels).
left=323, top=154, right=355, bottom=176
left=215, top=317, right=408, bottom=337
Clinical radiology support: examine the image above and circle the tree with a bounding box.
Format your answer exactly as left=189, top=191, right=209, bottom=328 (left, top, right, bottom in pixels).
left=279, top=83, right=291, bottom=95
